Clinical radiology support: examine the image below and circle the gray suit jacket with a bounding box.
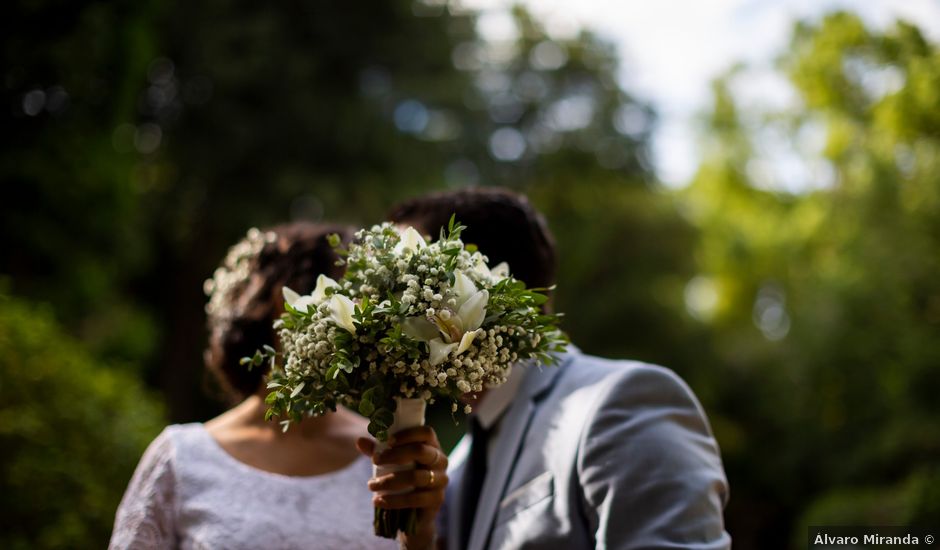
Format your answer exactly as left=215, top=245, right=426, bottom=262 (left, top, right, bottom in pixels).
left=442, top=348, right=731, bottom=550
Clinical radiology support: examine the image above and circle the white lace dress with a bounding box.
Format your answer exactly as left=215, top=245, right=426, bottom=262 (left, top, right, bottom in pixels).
left=109, top=424, right=399, bottom=550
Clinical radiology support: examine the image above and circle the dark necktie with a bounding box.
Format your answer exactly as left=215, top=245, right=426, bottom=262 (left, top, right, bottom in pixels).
left=459, top=416, right=490, bottom=550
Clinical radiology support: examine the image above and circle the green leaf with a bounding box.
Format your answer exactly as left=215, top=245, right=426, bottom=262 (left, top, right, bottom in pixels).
left=325, top=364, right=338, bottom=380
left=359, top=388, right=376, bottom=416
left=374, top=407, right=394, bottom=428
left=336, top=356, right=356, bottom=374
left=529, top=292, right=548, bottom=306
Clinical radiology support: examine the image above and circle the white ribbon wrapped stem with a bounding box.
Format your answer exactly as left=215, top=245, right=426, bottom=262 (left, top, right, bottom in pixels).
left=373, top=397, right=427, bottom=495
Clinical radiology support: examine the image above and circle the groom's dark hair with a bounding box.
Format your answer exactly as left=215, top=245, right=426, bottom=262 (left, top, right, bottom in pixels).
left=388, top=187, right=557, bottom=290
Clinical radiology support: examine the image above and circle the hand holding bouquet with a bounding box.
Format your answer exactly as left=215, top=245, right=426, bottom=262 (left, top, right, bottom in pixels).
left=252, top=217, right=566, bottom=538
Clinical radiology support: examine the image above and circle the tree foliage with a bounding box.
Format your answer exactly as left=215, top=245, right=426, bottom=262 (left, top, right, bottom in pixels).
left=685, top=12, right=940, bottom=547
left=0, top=290, right=164, bottom=549
left=4, top=2, right=938, bottom=547
left=3, top=0, right=660, bottom=422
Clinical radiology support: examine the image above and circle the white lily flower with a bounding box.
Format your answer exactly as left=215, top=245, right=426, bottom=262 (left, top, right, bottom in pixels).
left=453, top=271, right=478, bottom=309
left=393, top=226, right=427, bottom=254
left=329, top=294, right=357, bottom=334
left=456, top=288, right=488, bottom=335
left=282, top=275, right=339, bottom=313
left=283, top=286, right=301, bottom=305
left=402, top=284, right=489, bottom=366
left=472, top=255, right=491, bottom=278
left=403, top=317, right=440, bottom=342
left=490, top=261, right=510, bottom=280
left=429, top=339, right=458, bottom=367
left=282, top=286, right=317, bottom=313
left=455, top=329, right=480, bottom=356
left=311, top=274, right=339, bottom=304
left=472, top=255, right=510, bottom=282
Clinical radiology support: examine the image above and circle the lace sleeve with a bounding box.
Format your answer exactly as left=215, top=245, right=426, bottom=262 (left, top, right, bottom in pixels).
left=109, top=428, right=178, bottom=550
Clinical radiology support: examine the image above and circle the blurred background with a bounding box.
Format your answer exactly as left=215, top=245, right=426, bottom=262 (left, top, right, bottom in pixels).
left=2, top=0, right=938, bottom=548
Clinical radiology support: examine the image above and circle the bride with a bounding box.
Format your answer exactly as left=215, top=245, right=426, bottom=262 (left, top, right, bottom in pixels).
left=110, top=222, right=448, bottom=550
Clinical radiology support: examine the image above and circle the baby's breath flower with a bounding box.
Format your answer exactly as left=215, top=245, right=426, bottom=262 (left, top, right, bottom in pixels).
left=204, top=228, right=276, bottom=324
left=258, top=220, right=566, bottom=437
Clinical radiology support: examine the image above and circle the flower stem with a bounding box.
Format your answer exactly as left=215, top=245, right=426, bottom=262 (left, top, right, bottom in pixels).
left=374, top=507, right=418, bottom=539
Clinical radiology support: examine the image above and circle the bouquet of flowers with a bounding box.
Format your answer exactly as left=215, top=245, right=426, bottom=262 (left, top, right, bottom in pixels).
left=249, top=217, right=567, bottom=538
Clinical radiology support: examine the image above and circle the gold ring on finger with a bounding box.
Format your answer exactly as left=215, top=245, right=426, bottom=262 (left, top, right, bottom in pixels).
left=428, top=469, right=436, bottom=487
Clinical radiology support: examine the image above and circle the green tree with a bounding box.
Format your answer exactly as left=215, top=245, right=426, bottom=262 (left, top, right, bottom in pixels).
left=137, top=0, right=490, bottom=419
left=0, top=291, right=164, bottom=549
left=2, top=0, right=693, bottom=533
left=0, top=0, right=160, bottom=364
left=454, top=8, right=700, bottom=377
left=685, top=12, right=940, bottom=547
left=119, top=1, right=671, bottom=420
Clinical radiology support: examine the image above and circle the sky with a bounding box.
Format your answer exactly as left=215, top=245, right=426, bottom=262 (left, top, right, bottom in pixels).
left=463, top=0, right=940, bottom=188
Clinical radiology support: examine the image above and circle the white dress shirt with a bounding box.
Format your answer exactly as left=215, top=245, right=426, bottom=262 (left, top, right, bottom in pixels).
left=447, top=365, right=526, bottom=472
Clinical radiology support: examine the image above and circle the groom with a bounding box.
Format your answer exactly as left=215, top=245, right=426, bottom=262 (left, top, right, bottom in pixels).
left=376, top=187, right=731, bottom=549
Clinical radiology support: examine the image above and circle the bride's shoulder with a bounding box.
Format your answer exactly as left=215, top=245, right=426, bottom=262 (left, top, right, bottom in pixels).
left=129, top=423, right=203, bottom=480
left=160, top=422, right=207, bottom=440
left=143, top=423, right=211, bottom=461
left=144, top=423, right=199, bottom=448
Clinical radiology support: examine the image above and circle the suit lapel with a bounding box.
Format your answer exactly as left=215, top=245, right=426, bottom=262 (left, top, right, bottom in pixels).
left=467, top=396, right=534, bottom=550
left=446, top=435, right=470, bottom=550
left=467, top=355, right=572, bottom=550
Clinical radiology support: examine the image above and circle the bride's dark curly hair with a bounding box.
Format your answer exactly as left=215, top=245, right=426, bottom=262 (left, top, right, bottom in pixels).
left=204, top=221, right=352, bottom=402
